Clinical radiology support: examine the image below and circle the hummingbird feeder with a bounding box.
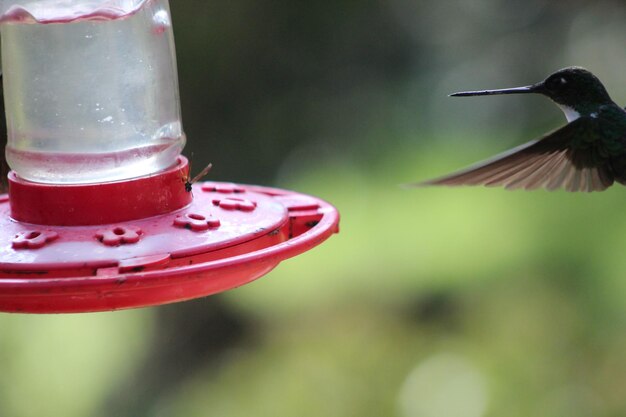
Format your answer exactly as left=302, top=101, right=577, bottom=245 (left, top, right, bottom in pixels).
left=0, top=0, right=339, bottom=313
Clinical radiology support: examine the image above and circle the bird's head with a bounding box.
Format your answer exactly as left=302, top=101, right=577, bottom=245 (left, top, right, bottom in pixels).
left=450, top=67, right=613, bottom=120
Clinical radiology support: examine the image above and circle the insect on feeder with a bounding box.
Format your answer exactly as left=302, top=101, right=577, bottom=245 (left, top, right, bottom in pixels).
left=0, top=0, right=339, bottom=313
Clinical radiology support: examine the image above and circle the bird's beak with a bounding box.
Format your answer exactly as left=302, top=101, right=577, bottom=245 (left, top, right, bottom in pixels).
left=449, top=82, right=543, bottom=97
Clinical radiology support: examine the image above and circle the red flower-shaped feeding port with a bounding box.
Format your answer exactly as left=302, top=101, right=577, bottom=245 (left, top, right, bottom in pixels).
left=173, top=213, right=221, bottom=231
left=96, top=225, right=142, bottom=246
left=212, top=197, right=257, bottom=212
left=201, top=183, right=245, bottom=194
left=12, top=230, right=59, bottom=249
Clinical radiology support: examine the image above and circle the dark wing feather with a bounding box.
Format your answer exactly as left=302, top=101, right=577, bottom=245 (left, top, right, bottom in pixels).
left=415, top=117, right=614, bottom=192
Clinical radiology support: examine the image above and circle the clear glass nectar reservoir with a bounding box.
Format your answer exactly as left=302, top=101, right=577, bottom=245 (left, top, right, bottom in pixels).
left=1, top=0, right=185, bottom=184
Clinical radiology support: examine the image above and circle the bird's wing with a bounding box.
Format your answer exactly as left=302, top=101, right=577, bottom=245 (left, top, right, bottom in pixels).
left=415, top=117, right=614, bottom=192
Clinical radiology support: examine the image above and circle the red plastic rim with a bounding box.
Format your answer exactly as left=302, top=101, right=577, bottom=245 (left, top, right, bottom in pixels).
left=0, top=182, right=339, bottom=313
left=8, top=157, right=193, bottom=226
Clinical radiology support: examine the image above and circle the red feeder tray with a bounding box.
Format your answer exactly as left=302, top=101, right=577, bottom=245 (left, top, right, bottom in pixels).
left=0, top=157, right=339, bottom=313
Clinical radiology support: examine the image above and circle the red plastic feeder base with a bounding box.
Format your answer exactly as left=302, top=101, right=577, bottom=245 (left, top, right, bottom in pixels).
left=0, top=158, right=339, bottom=313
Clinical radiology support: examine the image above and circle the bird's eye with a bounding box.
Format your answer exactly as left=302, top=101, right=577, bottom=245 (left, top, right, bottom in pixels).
left=545, top=76, right=565, bottom=90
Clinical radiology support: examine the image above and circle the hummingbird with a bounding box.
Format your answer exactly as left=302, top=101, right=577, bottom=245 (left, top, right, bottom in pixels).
left=420, top=67, right=626, bottom=192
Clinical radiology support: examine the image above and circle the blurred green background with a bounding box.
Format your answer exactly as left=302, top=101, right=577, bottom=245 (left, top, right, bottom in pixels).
left=2, top=1, right=626, bottom=416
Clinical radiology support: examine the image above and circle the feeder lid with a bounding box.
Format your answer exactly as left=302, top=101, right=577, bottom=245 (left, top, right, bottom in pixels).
left=0, top=166, right=339, bottom=313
